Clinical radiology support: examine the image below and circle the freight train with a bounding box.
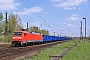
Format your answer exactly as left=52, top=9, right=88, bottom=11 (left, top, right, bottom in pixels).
left=12, top=31, right=70, bottom=46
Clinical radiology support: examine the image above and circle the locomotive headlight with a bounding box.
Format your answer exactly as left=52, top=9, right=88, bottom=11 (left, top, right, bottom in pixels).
left=18, top=37, right=21, bottom=39
left=13, top=37, right=15, bottom=39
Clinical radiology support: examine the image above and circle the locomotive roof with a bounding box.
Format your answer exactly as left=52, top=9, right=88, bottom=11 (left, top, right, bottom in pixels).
left=14, top=31, right=28, bottom=33
left=14, top=31, right=41, bottom=35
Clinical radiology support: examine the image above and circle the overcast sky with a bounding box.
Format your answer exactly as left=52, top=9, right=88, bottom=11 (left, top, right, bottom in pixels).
left=0, top=0, right=90, bottom=37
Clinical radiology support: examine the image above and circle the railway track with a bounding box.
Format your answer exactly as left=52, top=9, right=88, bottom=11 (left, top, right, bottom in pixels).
left=49, top=43, right=77, bottom=60
left=0, top=41, right=67, bottom=60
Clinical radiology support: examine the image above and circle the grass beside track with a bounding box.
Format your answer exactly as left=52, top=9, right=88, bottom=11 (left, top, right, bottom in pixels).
left=25, top=40, right=76, bottom=60
left=61, top=40, right=90, bottom=60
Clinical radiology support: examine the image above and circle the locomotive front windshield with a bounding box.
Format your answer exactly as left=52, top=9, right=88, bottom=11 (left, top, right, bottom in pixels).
left=14, top=32, right=22, bottom=35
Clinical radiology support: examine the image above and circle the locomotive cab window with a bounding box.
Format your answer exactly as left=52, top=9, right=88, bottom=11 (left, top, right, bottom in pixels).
left=24, top=33, right=26, bottom=36
left=14, top=32, right=22, bottom=35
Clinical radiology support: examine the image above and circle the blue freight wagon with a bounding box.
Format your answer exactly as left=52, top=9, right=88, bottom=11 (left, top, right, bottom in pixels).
left=42, top=35, right=70, bottom=43
left=42, top=35, right=51, bottom=42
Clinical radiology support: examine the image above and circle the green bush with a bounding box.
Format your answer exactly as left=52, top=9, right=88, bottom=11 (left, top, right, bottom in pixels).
left=7, top=34, right=12, bottom=43
left=0, top=34, right=13, bottom=44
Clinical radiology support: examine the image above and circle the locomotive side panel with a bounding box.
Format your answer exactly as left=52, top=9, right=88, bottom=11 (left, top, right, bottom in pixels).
left=26, top=33, right=43, bottom=42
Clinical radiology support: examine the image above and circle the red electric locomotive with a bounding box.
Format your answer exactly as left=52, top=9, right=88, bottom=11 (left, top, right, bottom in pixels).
left=12, top=31, right=43, bottom=46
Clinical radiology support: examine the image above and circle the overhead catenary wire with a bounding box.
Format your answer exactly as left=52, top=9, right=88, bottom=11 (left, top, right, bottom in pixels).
left=75, top=0, right=80, bottom=15
left=18, top=0, right=47, bottom=27
left=19, top=0, right=59, bottom=32
left=19, top=0, right=43, bottom=20
left=27, top=0, right=58, bottom=24
left=15, top=0, right=50, bottom=30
